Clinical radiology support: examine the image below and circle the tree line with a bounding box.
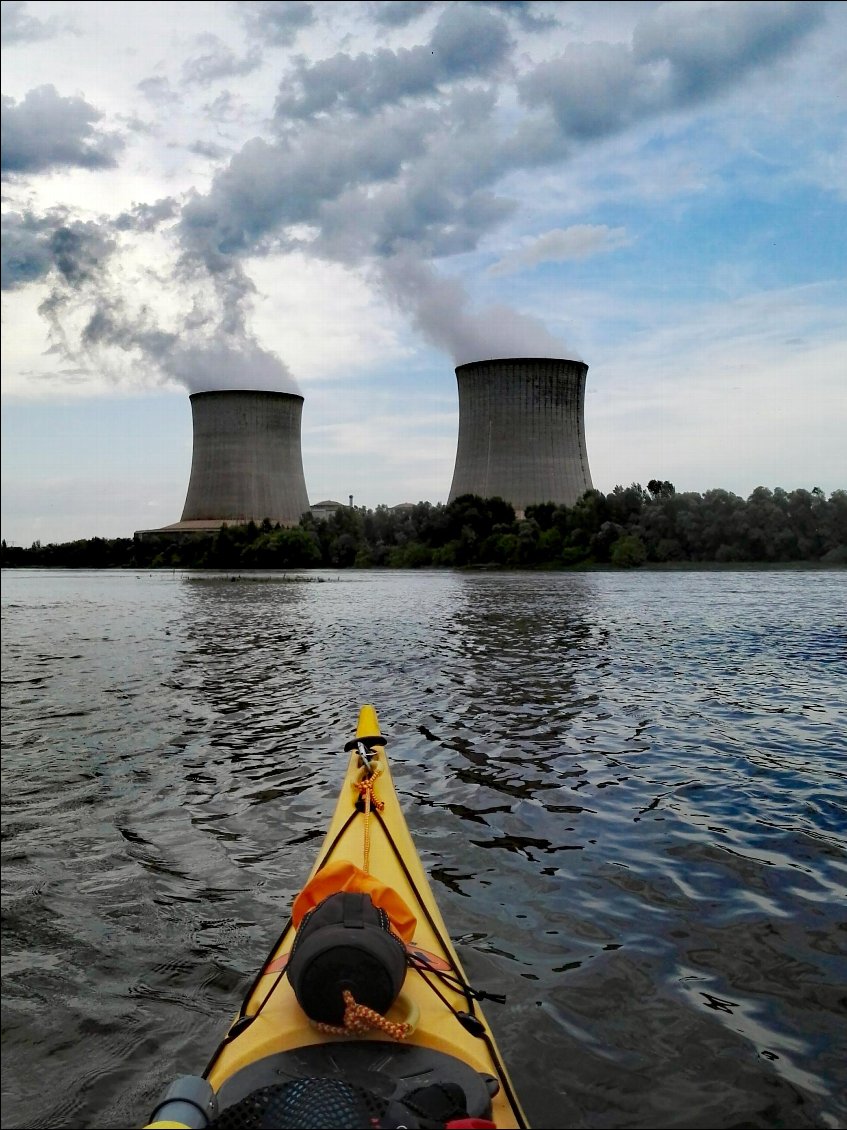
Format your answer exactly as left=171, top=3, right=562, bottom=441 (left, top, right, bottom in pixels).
left=2, top=483, right=845, bottom=570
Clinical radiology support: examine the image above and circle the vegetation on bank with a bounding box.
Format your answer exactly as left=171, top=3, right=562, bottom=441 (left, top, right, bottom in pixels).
left=2, top=483, right=845, bottom=570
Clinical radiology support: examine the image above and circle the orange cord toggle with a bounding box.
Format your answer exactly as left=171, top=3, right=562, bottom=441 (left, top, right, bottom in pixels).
left=355, top=771, right=384, bottom=873
left=354, top=772, right=384, bottom=812
left=313, top=989, right=411, bottom=1041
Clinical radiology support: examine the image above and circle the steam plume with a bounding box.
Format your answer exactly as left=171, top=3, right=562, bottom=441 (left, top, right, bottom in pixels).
left=379, top=252, right=580, bottom=365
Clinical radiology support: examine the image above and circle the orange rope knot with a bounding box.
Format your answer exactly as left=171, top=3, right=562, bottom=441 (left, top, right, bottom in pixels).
left=354, top=773, right=384, bottom=812
left=313, top=989, right=411, bottom=1041
left=355, top=772, right=384, bottom=874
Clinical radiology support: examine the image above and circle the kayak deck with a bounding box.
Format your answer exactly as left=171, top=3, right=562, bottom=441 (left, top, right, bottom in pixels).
left=196, top=705, right=528, bottom=1128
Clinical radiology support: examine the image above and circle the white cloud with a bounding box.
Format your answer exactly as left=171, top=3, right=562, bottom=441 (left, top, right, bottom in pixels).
left=1, top=0, right=844, bottom=542
left=489, top=225, right=632, bottom=276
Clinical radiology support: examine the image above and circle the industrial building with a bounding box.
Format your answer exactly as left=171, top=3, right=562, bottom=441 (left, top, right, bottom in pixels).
left=448, top=357, right=592, bottom=513
left=136, top=356, right=593, bottom=542
left=146, top=389, right=310, bottom=535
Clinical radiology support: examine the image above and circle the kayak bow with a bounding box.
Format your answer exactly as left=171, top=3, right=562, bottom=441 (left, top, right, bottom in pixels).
left=145, top=705, right=528, bottom=1129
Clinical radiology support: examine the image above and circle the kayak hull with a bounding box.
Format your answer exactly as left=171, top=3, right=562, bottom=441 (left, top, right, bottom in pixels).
left=165, top=706, right=528, bottom=1128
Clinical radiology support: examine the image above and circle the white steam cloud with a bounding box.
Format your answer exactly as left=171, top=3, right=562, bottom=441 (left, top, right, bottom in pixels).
left=1, top=0, right=825, bottom=395
left=168, top=341, right=299, bottom=395
left=379, top=253, right=581, bottom=365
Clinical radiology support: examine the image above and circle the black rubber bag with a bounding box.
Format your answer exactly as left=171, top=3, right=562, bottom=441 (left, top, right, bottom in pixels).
left=287, top=891, right=407, bottom=1024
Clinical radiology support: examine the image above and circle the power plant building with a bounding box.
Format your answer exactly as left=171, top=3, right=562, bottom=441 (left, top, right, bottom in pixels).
left=152, top=389, right=310, bottom=533
left=448, top=357, right=592, bottom=513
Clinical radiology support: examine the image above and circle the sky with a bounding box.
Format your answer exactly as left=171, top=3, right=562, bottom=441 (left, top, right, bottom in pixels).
left=1, top=0, right=845, bottom=546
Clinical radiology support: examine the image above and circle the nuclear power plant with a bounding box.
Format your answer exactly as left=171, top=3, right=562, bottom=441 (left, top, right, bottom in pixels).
left=138, top=356, right=593, bottom=541
left=161, top=389, right=310, bottom=531
left=448, top=357, right=592, bottom=513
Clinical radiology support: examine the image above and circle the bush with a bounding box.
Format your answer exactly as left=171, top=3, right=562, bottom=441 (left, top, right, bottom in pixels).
left=610, top=535, right=647, bottom=568
left=388, top=542, right=433, bottom=568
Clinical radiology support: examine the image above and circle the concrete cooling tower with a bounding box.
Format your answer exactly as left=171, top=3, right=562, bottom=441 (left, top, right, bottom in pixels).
left=176, top=389, right=310, bottom=528
left=448, top=357, right=592, bottom=513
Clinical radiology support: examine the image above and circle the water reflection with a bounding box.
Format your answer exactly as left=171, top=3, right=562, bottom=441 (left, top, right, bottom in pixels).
left=1, top=569, right=845, bottom=1130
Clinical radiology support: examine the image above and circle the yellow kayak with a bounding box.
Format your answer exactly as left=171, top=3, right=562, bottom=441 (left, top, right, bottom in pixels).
left=145, top=705, right=529, bottom=1129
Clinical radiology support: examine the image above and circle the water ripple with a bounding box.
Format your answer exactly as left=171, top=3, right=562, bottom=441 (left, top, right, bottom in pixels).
left=1, top=568, right=845, bottom=1129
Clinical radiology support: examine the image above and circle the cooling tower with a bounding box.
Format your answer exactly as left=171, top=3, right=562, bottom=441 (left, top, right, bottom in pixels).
left=448, top=357, right=592, bottom=512
left=178, top=390, right=310, bottom=527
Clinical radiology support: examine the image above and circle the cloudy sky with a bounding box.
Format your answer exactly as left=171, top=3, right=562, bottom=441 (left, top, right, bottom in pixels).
left=1, top=0, right=845, bottom=545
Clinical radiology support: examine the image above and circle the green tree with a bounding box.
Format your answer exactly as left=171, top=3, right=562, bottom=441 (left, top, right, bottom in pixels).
left=610, top=534, right=647, bottom=568
left=647, top=479, right=676, bottom=498
left=821, top=489, right=847, bottom=556
left=243, top=527, right=321, bottom=567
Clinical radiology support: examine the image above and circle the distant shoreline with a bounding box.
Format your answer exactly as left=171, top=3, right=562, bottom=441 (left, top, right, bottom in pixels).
left=3, top=560, right=844, bottom=573
left=4, top=487, right=845, bottom=571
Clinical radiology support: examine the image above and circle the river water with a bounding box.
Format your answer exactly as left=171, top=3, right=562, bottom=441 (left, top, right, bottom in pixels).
left=1, top=568, right=845, bottom=1130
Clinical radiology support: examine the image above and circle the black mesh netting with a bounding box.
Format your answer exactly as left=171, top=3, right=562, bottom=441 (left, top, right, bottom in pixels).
left=209, top=1078, right=386, bottom=1130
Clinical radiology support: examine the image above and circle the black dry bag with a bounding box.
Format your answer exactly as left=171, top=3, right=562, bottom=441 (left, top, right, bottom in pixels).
left=287, top=891, right=407, bottom=1025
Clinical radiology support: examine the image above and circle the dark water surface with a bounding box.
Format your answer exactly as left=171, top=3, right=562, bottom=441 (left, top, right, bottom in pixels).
left=1, top=568, right=845, bottom=1130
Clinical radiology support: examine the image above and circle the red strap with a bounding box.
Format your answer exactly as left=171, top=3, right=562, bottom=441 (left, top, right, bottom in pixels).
left=445, top=1120, right=497, bottom=1129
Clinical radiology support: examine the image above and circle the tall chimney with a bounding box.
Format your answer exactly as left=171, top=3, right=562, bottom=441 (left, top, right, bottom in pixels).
left=179, top=390, right=310, bottom=527
left=448, top=357, right=592, bottom=511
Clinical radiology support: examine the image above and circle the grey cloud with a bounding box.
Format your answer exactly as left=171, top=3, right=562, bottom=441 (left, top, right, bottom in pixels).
left=113, top=198, right=179, bottom=233
left=1, top=210, right=115, bottom=290
left=367, top=1, right=434, bottom=28
left=178, top=104, right=439, bottom=267
left=313, top=97, right=515, bottom=262
left=187, top=140, right=231, bottom=160
left=1, top=212, right=55, bottom=288
left=180, top=77, right=530, bottom=272
left=331, top=88, right=520, bottom=259
left=19, top=1, right=823, bottom=390
left=633, top=0, right=826, bottom=101
left=80, top=294, right=298, bottom=393
left=81, top=298, right=174, bottom=355
left=478, top=1, right=560, bottom=32
left=137, top=76, right=180, bottom=105
left=237, top=1, right=315, bottom=46
left=519, top=41, right=659, bottom=139
left=203, top=91, right=245, bottom=122
left=497, top=111, right=569, bottom=168
left=275, top=4, right=512, bottom=120
left=373, top=185, right=515, bottom=259
left=316, top=178, right=514, bottom=265
left=8, top=215, right=297, bottom=395
left=117, top=113, right=157, bottom=135
left=50, top=225, right=115, bottom=284
left=429, top=3, right=513, bottom=75
left=1, top=1, right=62, bottom=45
left=1, top=203, right=297, bottom=397
left=366, top=0, right=556, bottom=32
left=172, top=49, right=572, bottom=367
left=1, top=86, right=124, bottom=176
left=180, top=80, right=523, bottom=279
left=182, top=36, right=263, bottom=86
left=519, top=0, right=824, bottom=141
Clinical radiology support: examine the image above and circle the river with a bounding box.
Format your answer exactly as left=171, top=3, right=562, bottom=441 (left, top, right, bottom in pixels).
left=1, top=568, right=845, bottom=1129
